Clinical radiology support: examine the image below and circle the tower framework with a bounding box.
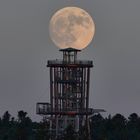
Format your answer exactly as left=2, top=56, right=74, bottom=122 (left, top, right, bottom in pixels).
left=36, top=48, right=103, bottom=139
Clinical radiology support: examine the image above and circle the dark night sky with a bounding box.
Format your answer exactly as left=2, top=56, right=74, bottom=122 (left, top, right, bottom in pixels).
left=0, top=0, right=140, bottom=121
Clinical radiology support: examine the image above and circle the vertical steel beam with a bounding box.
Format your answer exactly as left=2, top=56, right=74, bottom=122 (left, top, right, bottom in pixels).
left=50, top=67, right=53, bottom=140
left=50, top=67, right=53, bottom=111
left=86, top=68, right=90, bottom=140
left=86, top=68, right=90, bottom=110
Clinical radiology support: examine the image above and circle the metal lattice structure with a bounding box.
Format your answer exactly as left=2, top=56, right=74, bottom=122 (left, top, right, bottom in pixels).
left=36, top=48, right=104, bottom=140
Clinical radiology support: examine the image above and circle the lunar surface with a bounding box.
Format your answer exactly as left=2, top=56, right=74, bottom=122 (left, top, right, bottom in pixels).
left=49, top=7, right=95, bottom=50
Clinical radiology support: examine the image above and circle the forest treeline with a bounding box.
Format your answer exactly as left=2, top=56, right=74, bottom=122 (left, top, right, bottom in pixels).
left=0, top=110, right=140, bottom=140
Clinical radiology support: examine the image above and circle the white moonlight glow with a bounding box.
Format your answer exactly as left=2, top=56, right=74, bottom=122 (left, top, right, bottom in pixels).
left=49, top=7, right=95, bottom=50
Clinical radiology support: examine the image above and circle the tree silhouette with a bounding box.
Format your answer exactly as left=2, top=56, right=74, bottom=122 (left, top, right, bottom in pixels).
left=35, top=120, right=50, bottom=140
left=127, top=113, right=140, bottom=140
left=2, top=111, right=11, bottom=123
left=90, top=114, right=106, bottom=140
left=15, top=110, right=33, bottom=140
left=18, top=110, right=27, bottom=122
left=0, top=111, right=140, bottom=140
left=110, top=114, right=127, bottom=140
left=0, top=111, right=11, bottom=140
left=63, top=125, right=77, bottom=140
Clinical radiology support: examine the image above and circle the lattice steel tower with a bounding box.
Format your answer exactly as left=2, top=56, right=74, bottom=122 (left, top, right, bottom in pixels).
left=36, top=48, right=100, bottom=140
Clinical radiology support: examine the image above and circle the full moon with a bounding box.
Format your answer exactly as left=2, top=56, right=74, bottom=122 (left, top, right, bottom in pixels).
left=49, top=7, right=95, bottom=50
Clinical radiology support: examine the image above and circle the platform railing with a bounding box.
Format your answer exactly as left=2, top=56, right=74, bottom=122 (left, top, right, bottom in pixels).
left=47, top=60, right=93, bottom=65
left=36, top=102, right=94, bottom=115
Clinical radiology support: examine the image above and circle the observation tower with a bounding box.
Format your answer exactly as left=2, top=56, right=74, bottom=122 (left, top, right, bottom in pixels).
left=36, top=7, right=105, bottom=140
